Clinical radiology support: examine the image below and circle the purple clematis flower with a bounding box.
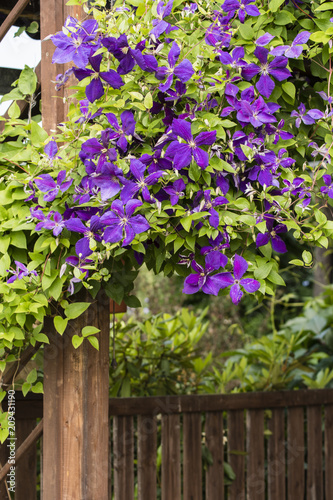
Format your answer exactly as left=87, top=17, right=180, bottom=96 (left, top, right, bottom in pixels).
left=221, top=0, right=260, bottom=23
left=321, top=175, right=333, bottom=198
left=237, top=96, right=276, bottom=128
left=34, top=170, right=73, bottom=202
left=163, top=178, right=186, bottom=205
left=266, top=119, right=294, bottom=144
left=80, top=131, right=117, bottom=168
left=184, top=3, right=198, bottom=14
left=140, top=149, right=173, bottom=174
left=166, top=119, right=216, bottom=169
left=256, top=216, right=287, bottom=253
left=91, top=162, right=126, bottom=201
left=218, top=47, right=247, bottom=67
left=52, top=17, right=98, bottom=68
left=270, top=31, right=311, bottom=58
left=182, top=252, right=229, bottom=295
left=217, top=254, right=260, bottom=304
left=309, top=142, right=331, bottom=162
left=64, top=215, right=103, bottom=258
left=121, top=159, right=165, bottom=203
left=155, top=42, right=194, bottom=92
left=7, top=261, right=38, bottom=284
left=101, top=199, right=150, bottom=246
left=102, top=35, right=157, bottom=75
left=73, top=54, right=123, bottom=102
left=242, top=47, right=291, bottom=98
left=201, top=190, right=229, bottom=228
left=105, top=111, right=136, bottom=152
left=200, top=232, right=230, bottom=257
left=34, top=210, right=65, bottom=237
left=291, top=103, right=324, bottom=128
left=150, top=0, right=178, bottom=38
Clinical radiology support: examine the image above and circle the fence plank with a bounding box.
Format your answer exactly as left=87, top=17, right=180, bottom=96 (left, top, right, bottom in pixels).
left=307, top=405, right=323, bottom=499
left=205, top=412, right=223, bottom=500
left=287, top=407, right=304, bottom=499
left=138, top=415, right=157, bottom=500
left=16, top=419, right=37, bottom=500
left=325, top=404, right=333, bottom=498
left=113, top=416, right=134, bottom=500
left=228, top=409, right=245, bottom=500
left=267, top=408, right=286, bottom=500
left=183, top=412, right=202, bottom=500
left=246, top=409, right=265, bottom=500
left=162, top=414, right=181, bottom=500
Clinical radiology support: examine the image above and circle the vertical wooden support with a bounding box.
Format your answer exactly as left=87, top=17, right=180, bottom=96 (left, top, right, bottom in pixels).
left=325, top=404, right=333, bottom=498
left=16, top=419, right=37, bottom=500
left=267, top=408, right=286, bottom=500
left=205, top=412, right=224, bottom=500
left=307, top=406, right=323, bottom=499
left=137, top=414, right=157, bottom=500
left=287, top=407, right=305, bottom=499
left=183, top=412, right=202, bottom=500
left=246, top=409, right=265, bottom=500
left=40, top=0, right=66, bottom=133
left=227, top=409, right=245, bottom=500
left=161, top=414, right=181, bottom=500
left=43, top=289, right=110, bottom=500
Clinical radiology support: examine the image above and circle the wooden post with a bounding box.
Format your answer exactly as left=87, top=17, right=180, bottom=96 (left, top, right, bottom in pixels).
left=43, top=290, right=110, bottom=499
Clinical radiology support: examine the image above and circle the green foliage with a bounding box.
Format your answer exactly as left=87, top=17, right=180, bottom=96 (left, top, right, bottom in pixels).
left=219, top=287, right=333, bottom=392
left=110, top=308, right=214, bottom=396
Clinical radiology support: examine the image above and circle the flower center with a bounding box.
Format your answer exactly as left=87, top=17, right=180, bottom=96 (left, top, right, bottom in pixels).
left=189, top=140, right=196, bottom=149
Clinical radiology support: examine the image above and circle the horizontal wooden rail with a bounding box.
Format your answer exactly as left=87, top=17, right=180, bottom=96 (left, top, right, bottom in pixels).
left=108, top=388, right=333, bottom=416
left=8, top=388, right=333, bottom=419
left=0, top=418, right=43, bottom=483
left=0, top=0, right=31, bottom=42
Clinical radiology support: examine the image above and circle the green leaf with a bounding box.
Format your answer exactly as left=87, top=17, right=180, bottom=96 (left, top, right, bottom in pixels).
left=22, top=382, right=31, bottom=397
left=282, top=82, right=295, bottom=103
left=289, top=259, right=304, bottom=266
left=33, top=332, right=49, bottom=343
left=27, top=368, right=37, bottom=384
left=121, top=377, right=131, bottom=397
left=238, top=22, right=254, bottom=40
left=18, top=66, right=37, bottom=95
left=269, top=0, right=285, bottom=12
left=302, top=250, right=312, bottom=265
left=267, top=270, right=285, bottom=286
left=315, top=2, right=333, bottom=10
left=8, top=101, right=21, bottom=119
left=10, top=231, right=26, bottom=249
left=88, top=336, right=99, bottom=350
left=124, top=295, right=141, bottom=308
left=144, top=92, right=153, bottom=109
left=72, top=335, right=83, bottom=349
left=31, top=382, right=43, bottom=394
left=82, top=326, right=100, bottom=337
left=0, top=236, right=10, bottom=254
left=30, top=121, right=48, bottom=146
left=254, top=262, right=273, bottom=280
left=65, top=302, right=91, bottom=319
left=54, top=316, right=68, bottom=335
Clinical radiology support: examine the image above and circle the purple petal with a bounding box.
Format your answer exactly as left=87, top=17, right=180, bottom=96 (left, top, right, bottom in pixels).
left=100, top=70, right=124, bottom=88
left=172, top=119, right=193, bottom=142
left=76, top=237, right=92, bottom=258
left=230, top=283, right=243, bottom=304
left=35, top=174, right=56, bottom=192
left=174, top=59, right=194, bottom=82
left=256, top=232, right=270, bottom=247
left=195, top=130, right=216, bottom=146
left=293, top=31, right=311, bottom=45
left=104, top=224, right=123, bottom=243
left=129, top=214, right=150, bottom=234
left=126, top=199, right=143, bottom=217
left=256, top=33, right=274, bottom=46
left=86, top=77, right=104, bottom=102
left=193, top=147, right=209, bottom=169
left=271, top=236, right=287, bottom=253
left=256, top=74, right=275, bottom=98
left=65, top=218, right=87, bottom=234
left=168, top=42, right=181, bottom=67
left=233, top=254, right=248, bottom=280
left=121, top=110, right=136, bottom=135
left=240, top=278, right=260, bottom=293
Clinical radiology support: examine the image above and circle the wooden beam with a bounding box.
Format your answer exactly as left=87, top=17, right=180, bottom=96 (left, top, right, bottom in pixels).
left=43, top=289, right=110, bottom=500
left=0, top=419, right=43, bottom=483
left=0, top=0, right=30, bottom=42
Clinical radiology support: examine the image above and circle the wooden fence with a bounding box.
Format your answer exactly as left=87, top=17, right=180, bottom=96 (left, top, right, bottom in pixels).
left=1, top=388, right=333, bottom=499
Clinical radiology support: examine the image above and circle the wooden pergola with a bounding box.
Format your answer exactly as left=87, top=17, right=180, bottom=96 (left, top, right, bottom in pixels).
left=0, top=2, right=112, bottom=498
